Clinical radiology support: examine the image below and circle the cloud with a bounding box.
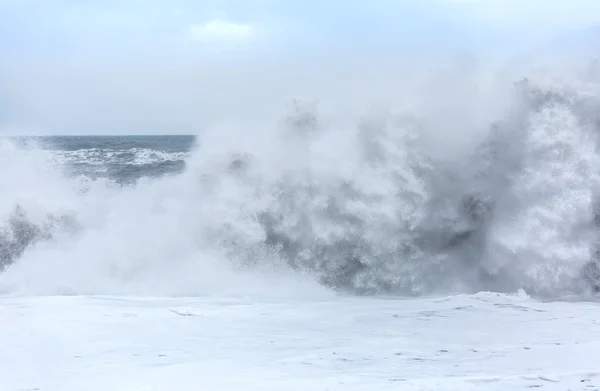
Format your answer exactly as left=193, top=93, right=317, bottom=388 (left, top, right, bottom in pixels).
left=189, top=20, right=255, bottom=43
left=0, top=0, right=470, bottom=57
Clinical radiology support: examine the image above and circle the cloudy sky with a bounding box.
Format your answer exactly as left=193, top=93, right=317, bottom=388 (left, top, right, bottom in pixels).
left=1, top=0, right=599, bottom=134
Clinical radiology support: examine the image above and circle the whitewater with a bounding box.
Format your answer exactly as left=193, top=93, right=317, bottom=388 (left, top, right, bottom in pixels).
left=2, top=55, right=600, bottom=390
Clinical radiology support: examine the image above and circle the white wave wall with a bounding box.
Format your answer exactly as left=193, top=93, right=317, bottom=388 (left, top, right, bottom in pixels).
left=0, top=53, right=599, bottom=299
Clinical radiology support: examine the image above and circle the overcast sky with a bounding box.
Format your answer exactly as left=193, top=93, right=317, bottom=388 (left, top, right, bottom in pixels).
left=1, top=0, right=599, bottom=135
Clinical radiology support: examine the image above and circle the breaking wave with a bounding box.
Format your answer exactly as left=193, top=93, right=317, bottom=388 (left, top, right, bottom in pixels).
left=1, top=61, right=600, bottom=299
left=52, top=148, right=188, bottom=166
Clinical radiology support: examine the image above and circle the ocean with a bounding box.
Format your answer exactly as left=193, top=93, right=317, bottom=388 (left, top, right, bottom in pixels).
left=27, top=135, right=195, bottom=184
left=1, top=75, right=600, bottom=299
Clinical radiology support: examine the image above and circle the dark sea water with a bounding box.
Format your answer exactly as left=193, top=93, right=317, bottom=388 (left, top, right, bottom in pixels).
left=25, top=135, right=196, bottom=184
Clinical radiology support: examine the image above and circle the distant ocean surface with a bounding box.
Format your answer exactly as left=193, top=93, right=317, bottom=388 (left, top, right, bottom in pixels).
left=15, top=135, right=196, bottom=184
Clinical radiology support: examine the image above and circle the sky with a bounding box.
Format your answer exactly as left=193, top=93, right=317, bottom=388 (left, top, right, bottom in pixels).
left=1, top=0, right=600, bottom=134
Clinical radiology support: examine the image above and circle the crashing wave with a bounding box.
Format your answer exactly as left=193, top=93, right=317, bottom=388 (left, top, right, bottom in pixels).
left=2, top=74, right=600, bottom=298
left=201, top=77, right=600, bottom=296
left=0, top=206, right=79, bottom=271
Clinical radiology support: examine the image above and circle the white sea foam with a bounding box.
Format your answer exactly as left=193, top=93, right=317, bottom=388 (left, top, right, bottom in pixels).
left=0, top=53, right=600, bottom=299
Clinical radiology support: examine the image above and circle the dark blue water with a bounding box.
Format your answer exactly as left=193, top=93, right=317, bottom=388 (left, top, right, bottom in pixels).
left=11, top=135, right=197, bottom=184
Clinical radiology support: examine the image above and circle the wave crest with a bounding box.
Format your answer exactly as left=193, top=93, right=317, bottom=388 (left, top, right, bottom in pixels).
left=2, top=69, right=600, bottom=299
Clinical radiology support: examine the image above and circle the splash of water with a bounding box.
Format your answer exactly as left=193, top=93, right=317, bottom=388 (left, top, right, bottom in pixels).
left=1, top=64, right=600, bottom=299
